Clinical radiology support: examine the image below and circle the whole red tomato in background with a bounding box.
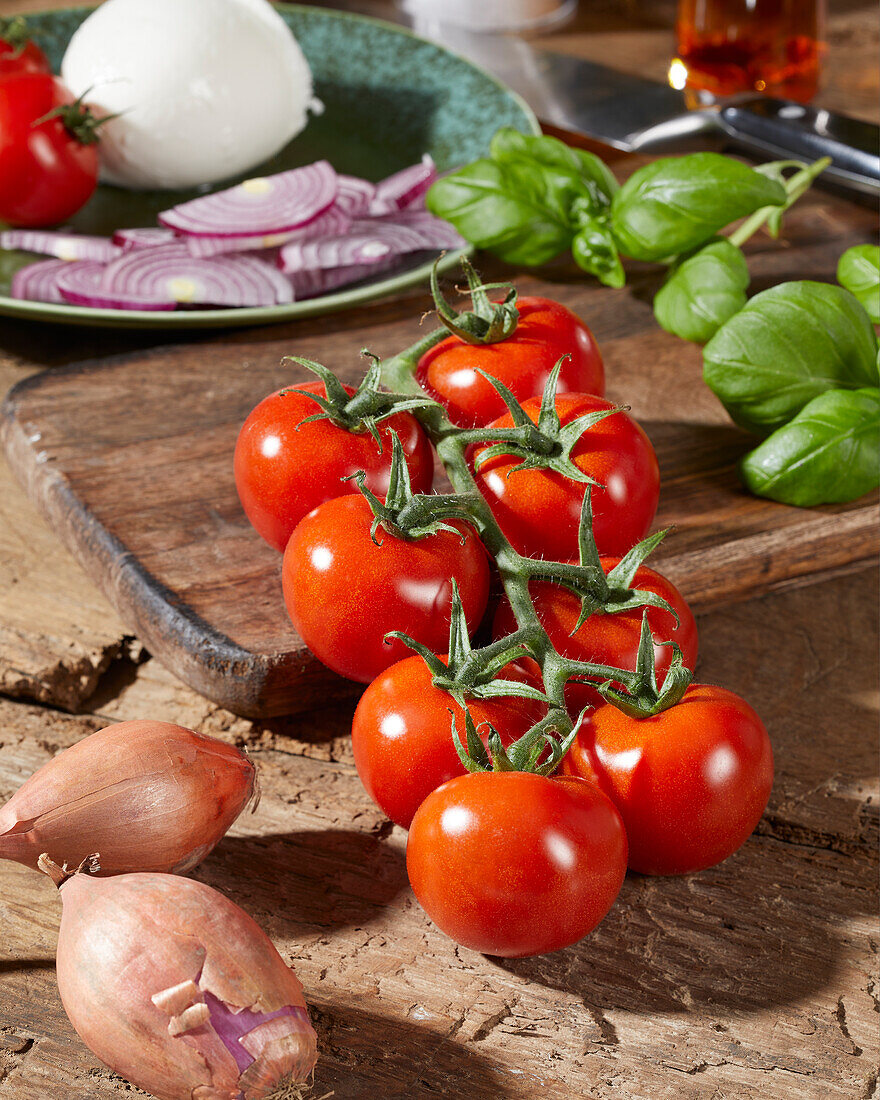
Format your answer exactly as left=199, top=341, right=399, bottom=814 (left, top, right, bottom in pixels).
left=352, top=654, right=546, bottom=828
left=493, top=560, right=698, bottom=716
left=472, top=393, right=659, bottom=561
left=416, top=297, right=605, bottom=428
left=562, top=683, right=774, bottom=875
left=282, top=494, right=490, bottom=683
left=0, top=74, right=99, bottom=227
left=0, top=30, right=50, bottom=81
left=407, top=771, right=627, bottom=957
left=234, top=382, right=434, bottom=551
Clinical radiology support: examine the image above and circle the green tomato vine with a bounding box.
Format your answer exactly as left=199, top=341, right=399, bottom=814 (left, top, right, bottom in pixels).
left=297, top=263, right=691, bottom=774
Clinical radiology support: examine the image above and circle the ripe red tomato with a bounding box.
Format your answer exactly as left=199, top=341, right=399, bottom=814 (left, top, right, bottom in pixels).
left=352, top=654, right=545, bottom=829
left=282, top=494, right=490, bottom=683
left=0, top=33, right=50, bottom=81
left=493, top=559, right=698, bottom=716
left=235, top=382, right=434, bottom=551
left=472, top=393, right=659, bottom=561
left=562, top=683, right=774, bottom=875
left=407, top=771, right=627, bottom=957
left=0, top=74, right=99, bottom=227
left=416, top=297, right=605, bottom=428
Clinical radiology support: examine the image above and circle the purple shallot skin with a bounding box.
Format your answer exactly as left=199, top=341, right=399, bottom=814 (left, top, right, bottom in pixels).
left=42, top=858, right=317, bottom=1100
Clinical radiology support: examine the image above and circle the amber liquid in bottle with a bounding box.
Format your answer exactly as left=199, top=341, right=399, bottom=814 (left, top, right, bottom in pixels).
left=675, top=0, right=825, bottom=102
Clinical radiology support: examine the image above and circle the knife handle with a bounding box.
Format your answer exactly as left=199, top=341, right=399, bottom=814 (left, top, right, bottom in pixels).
left=718, top=98, right=880, bottom=197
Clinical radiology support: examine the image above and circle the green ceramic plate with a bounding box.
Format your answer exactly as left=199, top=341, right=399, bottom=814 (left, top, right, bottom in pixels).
left=0, top=4, right=538, bottom=329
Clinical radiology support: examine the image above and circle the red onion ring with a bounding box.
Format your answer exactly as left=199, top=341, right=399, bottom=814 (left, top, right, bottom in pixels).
left=158, top=161, right=338, bottom=238
left=183, top=205, right=352, bottom=258
left=369, top=155, right=437, bottom=216
left=1, top=230, right=120, bottom=263
left=99, top=245, right=294, bottom=307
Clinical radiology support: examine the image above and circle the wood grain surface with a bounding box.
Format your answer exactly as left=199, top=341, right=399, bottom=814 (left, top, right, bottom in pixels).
left=0, top=567, right=877, bottom=1099
left=0, top=3, right=877, bottom=1098
left=3, top=183, right=877, bottom=716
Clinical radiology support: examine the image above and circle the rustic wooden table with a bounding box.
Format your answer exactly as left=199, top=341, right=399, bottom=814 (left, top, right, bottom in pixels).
left=1, top=2, right=878, bottom=1098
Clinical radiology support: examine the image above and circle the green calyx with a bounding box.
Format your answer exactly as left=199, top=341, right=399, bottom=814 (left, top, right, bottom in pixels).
left=518, top=484, right=678, bottom=628
left=348, top=429, right=477, bottom=544
left=33, top=90, right=115, bottom=146
left=595, top=612, right=692, bottom=718
left=283, top=353, right=438, bottom=445
left=468, top=357, right=622, bottom=484
left=0, top=16, right=31, bottom=53
left=431, top=256, right=519, bottom=345
left=387, top=581, right=549, bottom=707
left=450, top=706, right=577, bottom=777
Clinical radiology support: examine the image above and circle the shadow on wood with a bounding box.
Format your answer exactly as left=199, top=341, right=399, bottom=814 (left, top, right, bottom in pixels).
left=195, top=829, right=408, bottom=934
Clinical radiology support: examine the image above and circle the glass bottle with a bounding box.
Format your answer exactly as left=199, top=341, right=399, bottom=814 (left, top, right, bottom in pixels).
left=673, top=0, right=826, bottom=103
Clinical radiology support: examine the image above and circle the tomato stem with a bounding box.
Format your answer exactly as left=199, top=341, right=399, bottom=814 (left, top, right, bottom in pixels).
left=381, top=336, right=652, bottom=750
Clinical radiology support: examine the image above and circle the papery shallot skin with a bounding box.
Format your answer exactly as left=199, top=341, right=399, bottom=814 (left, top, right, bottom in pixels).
left=54, top=870, right=317, bottom=1100
left=0, top=721, right=256, bottom=875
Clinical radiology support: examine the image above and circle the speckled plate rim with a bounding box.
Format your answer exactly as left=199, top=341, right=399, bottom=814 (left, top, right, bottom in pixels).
left=0, top=3, right=539, bottom=330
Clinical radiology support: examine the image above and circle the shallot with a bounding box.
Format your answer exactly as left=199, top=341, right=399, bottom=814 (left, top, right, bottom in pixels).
left=0, top=720, right=257, bottom=875
left=41, top=855, right=318, bottom=1100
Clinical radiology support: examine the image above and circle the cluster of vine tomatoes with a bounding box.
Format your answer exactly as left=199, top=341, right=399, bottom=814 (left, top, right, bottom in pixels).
left=235, top=292, right=774, bottom=959
left=0, top=24, right=101, bottom=226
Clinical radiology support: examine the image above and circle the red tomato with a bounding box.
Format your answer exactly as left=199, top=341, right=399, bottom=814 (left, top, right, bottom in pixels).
left=407, top=771, right=627, bottom=957
left=493, top=559, right=698, bottom=716
left=562, top=683, right=774, bottom=875
left=416, top=297, right=605, bottom=428
left=472, top=393, right=659, bottom=561
left=352, top=654, right=546, bottom=828
left=0, top=36, right=51, bottom=81
left=0, top=74, right=99, bottom=227
left=234, top=382, right=434, bottom=551
left=282, top=494, right=490, bottom=683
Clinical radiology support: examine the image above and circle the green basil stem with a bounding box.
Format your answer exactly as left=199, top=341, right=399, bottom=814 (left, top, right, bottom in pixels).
left=380, top=336, right=644, bottom=742
left=728, top=157, right=831, bottom=248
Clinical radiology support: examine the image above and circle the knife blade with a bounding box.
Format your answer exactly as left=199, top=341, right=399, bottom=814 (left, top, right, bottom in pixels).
left=407, top=23, right=880, bottom=196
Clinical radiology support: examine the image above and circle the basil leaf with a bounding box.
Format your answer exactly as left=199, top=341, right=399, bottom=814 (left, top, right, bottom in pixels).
left=837, top=245, right=880, bottom=323
left=703, top=281, right=880, bottom=434
left=740, top=387, right=880, bottom=506
left=489, top=128, right=619, bottom=211
left=571, top=212, right=625, bottom=288
left=610, top=153, right=786, bottom=262
left=654, top=238, right=749, bottom=344
left=426, top=158, right=574, bottom=266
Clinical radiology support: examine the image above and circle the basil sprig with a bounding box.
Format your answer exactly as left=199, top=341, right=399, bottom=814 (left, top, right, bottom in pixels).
left=654, top=238, right=749, bottom=345
left=704, top=275, right=879, bottom=507
left=426, top=129, right=618, bottom=272
left=609, top=153, right=785, bottom=262
left=837, top=245, right=880, bottom=324
left=428, top=130, right=822, bottom=313
left=703, top=281, right=879, bottom=435
left=740, top=388, right=880, bottom=506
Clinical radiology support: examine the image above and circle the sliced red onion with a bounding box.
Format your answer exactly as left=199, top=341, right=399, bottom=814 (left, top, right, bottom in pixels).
left=1, top=230, right=120, bottom=263
left=368, top=155, right=437, bottom=216
left=112, top=227, right=177, bottom=249
left=183, top=205, right=352, bottom=258
left=57, top=260, right=176, bottom=311
left=279, top=221, right=448, bottom=274
left=99, top=245, right=294, bottom=307
left=335, top=174, right=377, bottom=218
left=10, top=259, right=77, bottom=303
left=158, top=161, right=338, bottom=238
left=288, top=256, right=400, bottom=300
left=353, top=210, right=466, bottom=250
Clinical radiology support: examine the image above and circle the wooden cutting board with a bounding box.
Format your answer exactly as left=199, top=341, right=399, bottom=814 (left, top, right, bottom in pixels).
left=3, top=185, right=878, bottom=718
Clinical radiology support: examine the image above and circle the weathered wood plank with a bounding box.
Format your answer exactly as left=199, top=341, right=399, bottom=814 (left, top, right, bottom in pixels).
left=0, top=568, right=876, bottom=1099
left=4, top=183, right=877, bottom=717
